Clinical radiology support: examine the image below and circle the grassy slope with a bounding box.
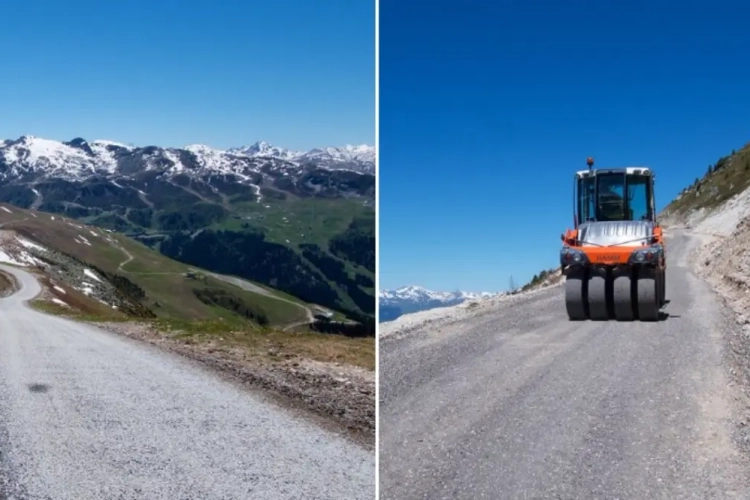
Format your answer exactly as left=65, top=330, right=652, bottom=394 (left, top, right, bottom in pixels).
left=519, top=267, right=563, bottom=292
left=661, top=141, right=750, bottom=219
left=0, top=203, right=308, bottom=327
left=214, top=197, right=375, bottom=312
left=225, top=197, right=369, bottom=249
left=87, top=195, right=375, bottom=317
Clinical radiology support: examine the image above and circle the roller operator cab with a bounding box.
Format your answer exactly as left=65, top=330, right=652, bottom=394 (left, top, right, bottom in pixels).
left=560, top=158, right=667, bottom=321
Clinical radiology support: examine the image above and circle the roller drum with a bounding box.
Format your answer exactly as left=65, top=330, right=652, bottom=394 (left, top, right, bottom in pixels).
left=637, top=268, right=659, bottom=321
left=587, top=269, right=608, bottom=320
left=612, top=270, right=634, bottom=321
left=565, top=268, right=587, bottom=320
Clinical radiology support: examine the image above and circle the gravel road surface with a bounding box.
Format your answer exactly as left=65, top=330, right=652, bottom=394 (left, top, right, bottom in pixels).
left=379, top=230, right=750, bottom=499
left=0, top=264, right=374, bottom=500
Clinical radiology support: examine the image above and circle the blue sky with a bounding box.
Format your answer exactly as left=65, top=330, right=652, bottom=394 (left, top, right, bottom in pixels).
left=379, top=0, right=750, bottom=292
left=0, top=0, right=374, bottom=150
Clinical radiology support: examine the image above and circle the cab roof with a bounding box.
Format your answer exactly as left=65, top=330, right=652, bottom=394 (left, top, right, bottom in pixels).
left=575, top=167, right=652, bottom=179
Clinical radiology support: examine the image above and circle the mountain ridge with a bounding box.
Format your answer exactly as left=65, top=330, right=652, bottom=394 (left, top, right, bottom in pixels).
left=0, top=133, right=376, bottom=323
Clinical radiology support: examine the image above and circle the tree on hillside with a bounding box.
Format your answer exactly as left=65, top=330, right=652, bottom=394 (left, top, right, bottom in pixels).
left=715, top=156, right=729, bottom=171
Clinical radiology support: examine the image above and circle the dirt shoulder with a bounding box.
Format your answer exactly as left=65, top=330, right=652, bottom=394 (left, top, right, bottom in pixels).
left=669, top=201, right=750, bottom=454
left=87, top=321, right=375, bottom=447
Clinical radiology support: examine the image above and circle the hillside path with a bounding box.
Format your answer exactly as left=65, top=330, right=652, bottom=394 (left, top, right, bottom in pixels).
left=107, top=237, right=315, bottom=327
left=0, top=264, right=373, bottom=499
left=202, top=271, right=315, bottom=327
left=379, top=230, right=750, bottom=499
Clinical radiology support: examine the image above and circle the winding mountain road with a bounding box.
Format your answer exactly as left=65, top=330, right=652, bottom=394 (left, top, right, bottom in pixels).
left=379, top=230, right=750, bottom=499
left=0, top=264, right=373, bottom=499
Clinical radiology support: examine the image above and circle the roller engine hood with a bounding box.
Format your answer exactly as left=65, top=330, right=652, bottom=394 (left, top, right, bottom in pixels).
left=577, top=220, right=655, bottom=247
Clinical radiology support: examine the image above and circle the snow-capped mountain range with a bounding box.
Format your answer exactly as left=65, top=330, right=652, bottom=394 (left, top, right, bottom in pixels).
left=0, top=135, right=375, bottom=210
left=379, top=285, right=498, bottom=322
left=0, top=135, right=375, bottom=183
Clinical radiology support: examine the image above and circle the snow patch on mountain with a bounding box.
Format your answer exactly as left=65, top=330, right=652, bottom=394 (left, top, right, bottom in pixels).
left=0, top=135, right=119, bottom=179
left=91, top=139, right=133, bottom=150
left=0, top=231, right=47, bottom=267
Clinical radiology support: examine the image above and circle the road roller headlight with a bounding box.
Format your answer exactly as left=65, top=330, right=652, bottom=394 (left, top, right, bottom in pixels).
left=629, top=245, right=662, bottom=264
left=560, top=248, right=588, bottom=266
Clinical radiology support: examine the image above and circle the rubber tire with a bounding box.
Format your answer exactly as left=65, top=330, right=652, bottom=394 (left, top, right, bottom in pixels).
left=612, top=272, right=634, bottom=321
left=637, top=268, right=659, bottom=321
left=565, top=269, right=587, bottom=320
left=587, top=270, right=608, bottom=321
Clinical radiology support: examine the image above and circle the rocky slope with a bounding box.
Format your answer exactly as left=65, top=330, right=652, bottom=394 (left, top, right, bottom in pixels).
left=0, top=228, right=142, bottom=314
left=0, top=135, right=376, bottom=322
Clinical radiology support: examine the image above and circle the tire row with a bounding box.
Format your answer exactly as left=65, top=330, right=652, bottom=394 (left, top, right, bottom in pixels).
left=565, top=266, right=665, bottom=321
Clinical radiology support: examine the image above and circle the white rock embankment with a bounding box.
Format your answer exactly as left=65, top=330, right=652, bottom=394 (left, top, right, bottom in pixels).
left=674, top=187, right=750, bottom=330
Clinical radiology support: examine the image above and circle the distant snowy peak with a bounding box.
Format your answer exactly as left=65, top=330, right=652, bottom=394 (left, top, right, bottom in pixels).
left=302, top=144, right=375, bottom=164
left=228, top=141, right=302, bottom=161
left=229, top=141, right=375, bottom=171
left=379, top=285, right=498, bottom=322
left=379, top=285, right=497, bottom=304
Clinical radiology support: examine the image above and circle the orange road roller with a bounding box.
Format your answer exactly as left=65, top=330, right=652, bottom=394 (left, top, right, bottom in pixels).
left=560, top=158, right=667, bottom=321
